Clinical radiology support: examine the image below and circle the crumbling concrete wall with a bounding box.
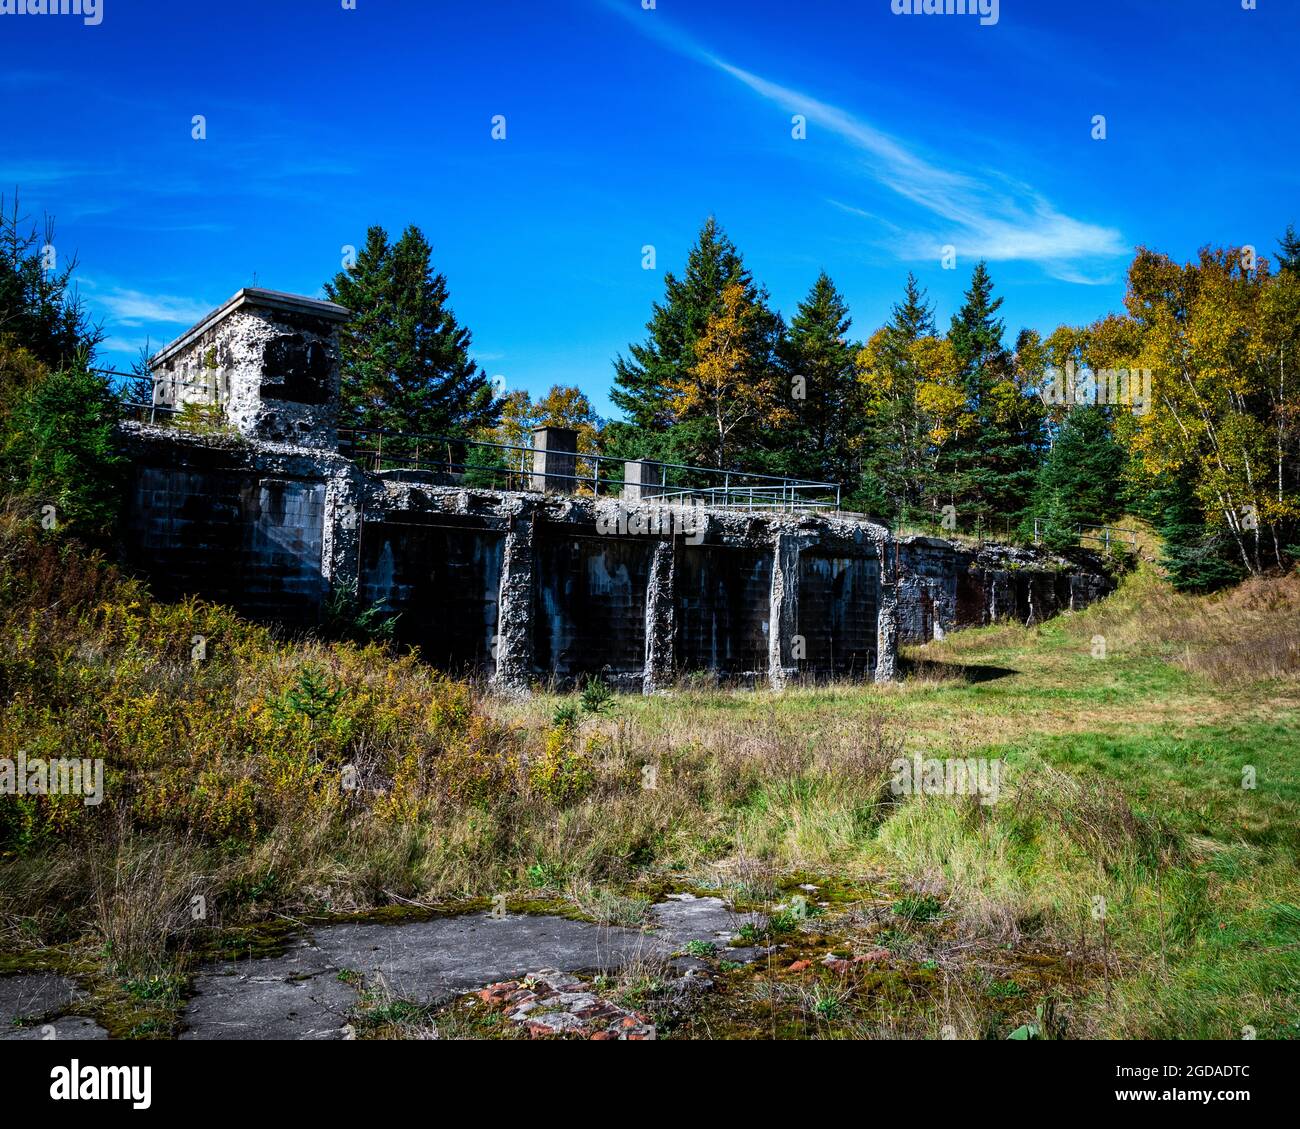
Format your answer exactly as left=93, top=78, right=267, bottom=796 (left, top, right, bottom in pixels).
left=149, top=290, right=347, bottom=450
left=643, top=541, right=676, bottom=694
left=674, top=544, right=771, bottom=683
left=896, top=536, right=1114, bottom=643
left=117, top=426, right=1115, bottom=695
left=120, top=426, right=358, bottom=624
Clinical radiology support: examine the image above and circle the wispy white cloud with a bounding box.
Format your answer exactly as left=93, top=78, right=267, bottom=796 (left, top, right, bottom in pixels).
left=0, top=161, right=89, bottom=188
left=94, top=287, right=212, bottom=327
left=101, top=335, right=157, bottom=358
left=602, top=2, right=1125, bottom=282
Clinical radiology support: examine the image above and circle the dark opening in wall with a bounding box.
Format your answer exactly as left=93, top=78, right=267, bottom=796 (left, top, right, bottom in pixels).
left=126, top=464, right=326, bottom=624
left=533, top=534, right=653, bottom=683
left=359, top=520, right=502, bottom=675
left=797, top=554, right=879, bottom=677
left=955, top=565, right=987, bottom=627
left=261, top=334, right=331, bottom=404
left=675, top=546, right=771, bottom=677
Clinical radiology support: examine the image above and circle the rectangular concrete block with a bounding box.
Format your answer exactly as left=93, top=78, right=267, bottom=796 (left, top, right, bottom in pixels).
left=530, top=426, right=578, bottom=494
left=622, top=459, right=665, bottom=502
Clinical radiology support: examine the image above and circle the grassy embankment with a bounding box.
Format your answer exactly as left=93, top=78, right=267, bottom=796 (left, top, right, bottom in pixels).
left=1, top=502, right=1296, bottom=1038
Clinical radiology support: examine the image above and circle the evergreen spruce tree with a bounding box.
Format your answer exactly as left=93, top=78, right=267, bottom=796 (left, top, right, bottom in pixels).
left=325, top=224, right=497, bottom=441
left=941, top=261, right=1043, bottom=530
left=1278, top=223, right=1300, bottom=275
left=856, top=273, right=941, bottom=521
left=609, top=217, right=779, bottom=466
left=1030, top=406, right=1125, bottom=550
left=777, top=271, right=858, bottom=485
left=2, top=355, right=126, bottom=539
left=888, top=271, right=936, bottom=343
left=0, top=192, right=102, bottom=372
left=1149, top=473, right=1247, bottom=591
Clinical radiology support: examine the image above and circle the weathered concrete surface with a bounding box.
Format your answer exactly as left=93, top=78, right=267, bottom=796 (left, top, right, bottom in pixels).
left=1, top=1016, right=109, bottom=1041
left=768, top=533, right=805, bottom=690
left=180, top=897, right=751, bottom=1040
left=178, top=940, right=355, bottom=1041
left=0, top=972, right=107, bottom=1040
left=491, top=507, right=535, bottom=694
left=643, top=539, right=676, bottom=693
left=895, top=536, right=1114, bottom=644
left=119, top=419, right=1116, bottom=691
left=875, top=581, right=899, bottom=683
left=149, top=288, right=349, bottom=450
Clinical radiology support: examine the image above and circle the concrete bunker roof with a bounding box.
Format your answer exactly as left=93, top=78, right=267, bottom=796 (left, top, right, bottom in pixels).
left=150, top=287, right=352, bottom=366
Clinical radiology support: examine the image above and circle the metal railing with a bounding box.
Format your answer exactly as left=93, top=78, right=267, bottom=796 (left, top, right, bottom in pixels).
left=1031, top=517, right=1139, bottom=552
left=1076, top=522, right=1139, bottom=552
left=110, top=367, right=841, bottom=513
left=337, top=427, right=840, bottom=513
left=106, top=367, right=216, bottom=426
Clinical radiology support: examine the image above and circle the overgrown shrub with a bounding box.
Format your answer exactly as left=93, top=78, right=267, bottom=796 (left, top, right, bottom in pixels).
left=529, top=723, right=595, bottom=804
left=0, top=360, right=126, bottom=539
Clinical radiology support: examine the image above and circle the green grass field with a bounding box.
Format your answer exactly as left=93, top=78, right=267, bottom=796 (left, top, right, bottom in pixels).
left=555, top=566, right=1300, bottom=1039
left=2, top=507, right=1297, bottom=1039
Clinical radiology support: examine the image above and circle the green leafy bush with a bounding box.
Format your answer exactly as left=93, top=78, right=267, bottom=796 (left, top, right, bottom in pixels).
left=1, top=360, right=126, bottom=539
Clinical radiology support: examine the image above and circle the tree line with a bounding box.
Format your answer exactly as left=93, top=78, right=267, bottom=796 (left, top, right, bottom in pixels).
left=2, top=195, right=1297, bottom=591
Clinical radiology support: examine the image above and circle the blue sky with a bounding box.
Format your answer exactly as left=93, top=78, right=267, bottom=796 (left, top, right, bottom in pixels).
left=4, top=0, right=1298, bottom=417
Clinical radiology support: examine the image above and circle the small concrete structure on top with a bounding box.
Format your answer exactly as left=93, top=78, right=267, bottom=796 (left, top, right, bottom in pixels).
left=116, top=286, right=1115, bottom=695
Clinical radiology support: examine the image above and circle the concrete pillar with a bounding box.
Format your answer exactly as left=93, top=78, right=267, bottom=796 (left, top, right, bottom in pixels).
left=875, top=580, right=899, bottom=683
left=643, top=540, right=676, bottom=694
left=874, top=533, right=900, bottom=683
left=491, top=514, right=535, bottom=695
left=768, top=533, right=802, bottom=691
left=321, top=467, right=363, bottom=597
left=622, top=459, right=664, bottom=502
left=530, top=426, right=578, bottom=493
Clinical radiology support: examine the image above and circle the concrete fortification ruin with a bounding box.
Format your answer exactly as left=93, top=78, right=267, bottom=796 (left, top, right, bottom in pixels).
left=119, top=288, right=1116, bottom=693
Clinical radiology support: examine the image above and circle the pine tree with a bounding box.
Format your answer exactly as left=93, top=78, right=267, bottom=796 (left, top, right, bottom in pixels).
left=609, top=217, right=779, bottom=465
left=941, top=261, right=1043, bottom=530
left=124, top=340, right=155, bottom=407
left=2, top=357, right=126, bottom=540
left=1147, top=472, right=1246, bottom=591
left=1031, top=406, right=1125, bottom=550
left=889, top=272, right=936, bottom=343
left=0, top=192, right=102, bottom=371
left=777, top=272, right=858, bottom=485
left=324, top=224, right=497, bottom=441
left=855, top=273, right=959, bottom=521
left=1279, top=223, right=1300, bottom=275
left=948, top=261, right=1006, bottom=395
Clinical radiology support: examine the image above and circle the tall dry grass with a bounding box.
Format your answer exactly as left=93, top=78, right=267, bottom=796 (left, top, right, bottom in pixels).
left=1074, top=565, right=1300, bottom=686
left=0, top=504, right=907, bottom=971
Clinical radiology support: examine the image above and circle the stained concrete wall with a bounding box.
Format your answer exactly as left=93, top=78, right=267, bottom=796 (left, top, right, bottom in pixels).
left=118, top=425, right=1115, bottom=693
left=358, top=516, right=502, bottom=674
left=149, top=289, right=348, bottom=450
left=798, top=555, right=881, bottom=678
left=895, top=536, right=1114, bottom=644
left=126, top=454, right=327, bottom=624
left=675, top=545, right=772, bottom=681
left=533, top=535, right=653, bottom=685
